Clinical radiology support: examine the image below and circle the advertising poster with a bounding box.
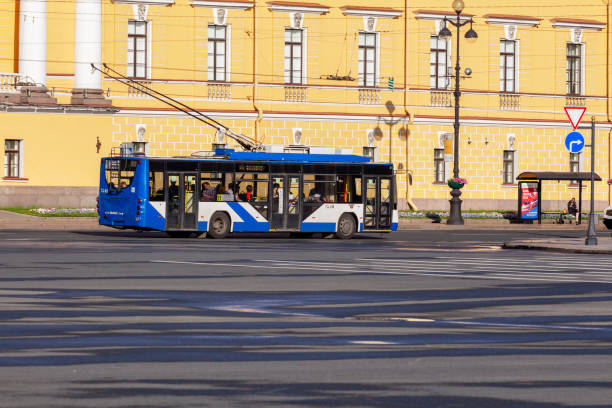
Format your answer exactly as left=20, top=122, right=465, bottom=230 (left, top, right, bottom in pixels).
left=520, top=182, right=539, bottom=220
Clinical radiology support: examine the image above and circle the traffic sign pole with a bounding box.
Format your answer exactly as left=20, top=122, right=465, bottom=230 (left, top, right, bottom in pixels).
left=585, top=117, right=597, bottom=245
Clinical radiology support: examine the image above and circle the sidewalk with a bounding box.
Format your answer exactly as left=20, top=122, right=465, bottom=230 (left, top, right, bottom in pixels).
left=0, top=210, right=106, bottom=231
left=2, top=210, right=611, bottom=253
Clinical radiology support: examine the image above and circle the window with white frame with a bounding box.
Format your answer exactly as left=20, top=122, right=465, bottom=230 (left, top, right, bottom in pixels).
left=503, top=150, right=515, bottom=184
left=4, top=139, right=21, bottom=178
left=285, top=28, right=304, bottom=84
left=127, top=20, right=147, bottom=78
left=208, top=24, right=227, bottom=82
left=363, top=146, right=377, bottom=161
left=500, top=40, right=516, bottom=93
left=434, top=148, right=445, bottom=183
left=570, top=152, right=581, bottom=184
left=358, top=32, right=377, bottom=87
left=566, top=43, right=582, bottom=95
left=430, top=35, right=449, bottom=89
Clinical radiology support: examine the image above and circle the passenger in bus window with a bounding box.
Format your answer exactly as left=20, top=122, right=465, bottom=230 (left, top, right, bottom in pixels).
left=272, top=183, right=280, bottom=212
left=239, top=185, right=254, bottom=201
left=120, top=181, right=127, bottom=189
left=169, top=180, right=179, bottom=195
left=200, top=182, right=215, bottom=201
left=217, top=185, right=234, bottom=201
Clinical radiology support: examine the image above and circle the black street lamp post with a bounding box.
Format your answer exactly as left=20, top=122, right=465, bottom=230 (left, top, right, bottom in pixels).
left=439, top=0, right=477, bottom=225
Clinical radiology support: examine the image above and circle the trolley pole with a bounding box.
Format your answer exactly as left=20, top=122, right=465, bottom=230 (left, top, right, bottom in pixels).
left=585, top=116, right=597, bottom=245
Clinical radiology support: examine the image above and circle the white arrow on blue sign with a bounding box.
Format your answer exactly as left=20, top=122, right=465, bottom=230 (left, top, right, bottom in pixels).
left=564, top=131, right=585, bottom=153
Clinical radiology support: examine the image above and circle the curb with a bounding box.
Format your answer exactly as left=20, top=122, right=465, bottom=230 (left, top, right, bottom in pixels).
left=503, top=239, right=612, bottom=254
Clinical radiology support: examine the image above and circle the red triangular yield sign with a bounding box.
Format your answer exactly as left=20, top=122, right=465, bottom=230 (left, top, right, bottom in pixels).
left=564, top=107, right=586, bottom=129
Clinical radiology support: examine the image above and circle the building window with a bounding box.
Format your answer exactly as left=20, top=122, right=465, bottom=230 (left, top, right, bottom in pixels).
left=500, top=40, right=516, bottom=93
left=363, top=146, right=377, bottom=161
left=285, top=28, right=303, bottom=84
left=127, top=20, right=147, bottom=78
left=503, top=150, right=515, bottom=184
left=4, top=139, right=20, bottom=178
left=566, top=43, right=582, bottom=95
left=430, top=35, right=449, bottom=89
left=359, top=32, right=377, bottom=87
left=570, top=152, right=581, bottom=184
left=434, top=148, right=445, bottom=183
left=208, top=25, right=227, bottom=82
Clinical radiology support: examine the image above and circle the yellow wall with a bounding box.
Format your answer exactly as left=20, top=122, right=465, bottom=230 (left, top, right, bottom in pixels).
left=0, top=112, right=113, bottom=186
left=1, top=0, right=611, bottom=209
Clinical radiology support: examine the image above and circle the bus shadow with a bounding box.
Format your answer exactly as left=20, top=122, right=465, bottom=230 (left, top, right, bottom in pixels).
left=71, top=230, right=387, bottom=240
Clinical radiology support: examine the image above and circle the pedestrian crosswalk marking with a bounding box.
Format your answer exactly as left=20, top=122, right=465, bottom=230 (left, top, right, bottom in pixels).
left=153, top=255, right=612, bottom=284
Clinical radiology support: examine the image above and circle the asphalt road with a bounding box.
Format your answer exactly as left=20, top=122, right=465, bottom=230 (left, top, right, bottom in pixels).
left=1, top=228, right=611, bottom=408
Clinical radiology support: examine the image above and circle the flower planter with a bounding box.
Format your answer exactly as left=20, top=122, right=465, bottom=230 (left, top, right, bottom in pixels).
left=448, top=181, right=465, bottom=189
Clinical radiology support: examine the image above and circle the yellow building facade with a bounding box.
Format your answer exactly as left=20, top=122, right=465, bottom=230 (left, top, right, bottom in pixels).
left=1, top=0, right=612, bottom=211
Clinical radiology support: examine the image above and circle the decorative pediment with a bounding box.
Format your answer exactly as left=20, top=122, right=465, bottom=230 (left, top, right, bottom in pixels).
left=551, top=18, right=605, bottom=31
left=190, top=0, right=253, bottom=9
left=484, top=14, right=540, bottom=27
left=414, top=9, right=473, bottom=23
left=267, top=1, right=329, bottom=15
left=111, top=0, right=174, bottom=6
left=341, top=6, right=402, bottom=19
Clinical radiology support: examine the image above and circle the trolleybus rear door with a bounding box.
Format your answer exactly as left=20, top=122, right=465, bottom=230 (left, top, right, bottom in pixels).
left=270, top=174, right=301, bottom=230
left=166, top=172, right=198, bottom=230
left=364, top=176, right=393, bottom=230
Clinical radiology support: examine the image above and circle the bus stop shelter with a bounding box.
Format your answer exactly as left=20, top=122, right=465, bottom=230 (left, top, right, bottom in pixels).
left=516, top=172, right=601, bottom=224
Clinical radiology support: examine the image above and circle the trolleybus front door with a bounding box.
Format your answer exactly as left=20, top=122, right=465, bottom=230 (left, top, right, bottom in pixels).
left=270, top=174, right=300, bottom=230
left=364, top=176, right=393, bottom=230
left=166, top=172, right=198, bottom=230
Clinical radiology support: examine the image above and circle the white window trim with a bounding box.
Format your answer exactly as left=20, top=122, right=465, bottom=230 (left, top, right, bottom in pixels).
left=284, top=28, right=306, bottom=85
left=500, top=39, right=519, bottom=93
left=302, top=28, right=307, bottom=85
left=515, top=40, right=520, bottom=93
left=358, top=31, right=379, bottom=87
left=446, top=37, right=452, bottom=90
left=513, top=150, right=519, bottom=184
left=207, top=24, right=230, bottom=82
left=19, top=140, right=24, bottom=179
left=147, top=21, right=152, bottom=79
left=227, top=25, right=232, bottom=82
left=580, top=43, right=585, bottom=96
left=375, top=31, right=380, bottom=87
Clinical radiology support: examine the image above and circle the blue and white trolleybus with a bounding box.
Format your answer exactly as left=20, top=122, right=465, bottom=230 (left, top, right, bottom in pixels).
left=98, top=148, right=398, bottom=239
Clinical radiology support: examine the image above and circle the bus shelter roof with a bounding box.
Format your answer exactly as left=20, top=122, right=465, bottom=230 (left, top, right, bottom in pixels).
left=517, top=171, right=601, bottom=181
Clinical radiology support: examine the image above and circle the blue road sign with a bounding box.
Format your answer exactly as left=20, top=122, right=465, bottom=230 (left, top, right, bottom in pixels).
left=565, top=131, right=585, bottom=153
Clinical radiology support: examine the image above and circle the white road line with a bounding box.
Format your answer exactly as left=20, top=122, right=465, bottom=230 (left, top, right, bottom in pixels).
left=151, top=260, right=356, bottom=273
left=256, top=259, right=359, bottom=269
left=152, top=260, right=612, bottom=284
left=361, top=257, right=612, bottom=270
left=364, top=260, right=585, bottom=272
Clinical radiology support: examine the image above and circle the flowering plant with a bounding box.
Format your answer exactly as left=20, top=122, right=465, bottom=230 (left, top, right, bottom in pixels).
left=447, top=177, right=467, bottom=185
left=607, top=179, right=612, bottom=186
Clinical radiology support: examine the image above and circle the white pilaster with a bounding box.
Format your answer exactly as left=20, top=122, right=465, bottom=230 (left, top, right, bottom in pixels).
left=74, top=0, right=102, bottom=89
left=18, top=0, right=47, bottom=85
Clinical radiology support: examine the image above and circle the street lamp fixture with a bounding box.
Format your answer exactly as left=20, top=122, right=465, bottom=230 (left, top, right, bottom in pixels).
left=438, top=1, right=477, bottom=225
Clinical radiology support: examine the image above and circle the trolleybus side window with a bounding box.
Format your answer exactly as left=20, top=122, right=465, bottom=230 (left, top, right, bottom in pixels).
left=149, top=170, right=164, bottom=201
left=336, top=175, right=362, bottom=203
left=303, top=174, right=335, bottom=219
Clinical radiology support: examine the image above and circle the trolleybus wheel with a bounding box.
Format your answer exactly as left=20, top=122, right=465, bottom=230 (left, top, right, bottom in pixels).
left=335, top=213, right=356, bottom=240
left=208, top=212, right=230, bottom=239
